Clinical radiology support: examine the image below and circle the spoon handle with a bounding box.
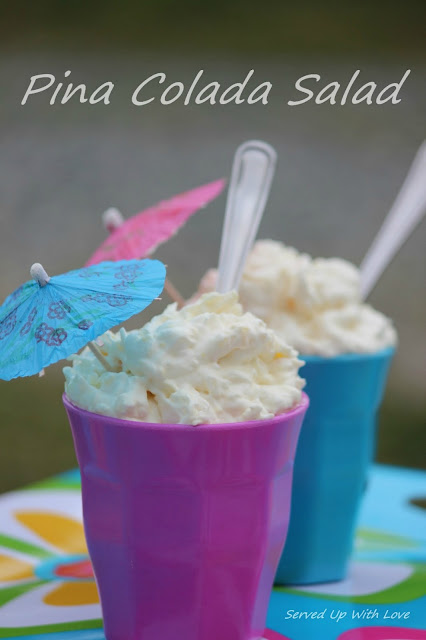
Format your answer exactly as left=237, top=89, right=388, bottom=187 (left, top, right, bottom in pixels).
left=217, top=140, right=277, bottom=293
left=360, top=141, right=426, bottom=299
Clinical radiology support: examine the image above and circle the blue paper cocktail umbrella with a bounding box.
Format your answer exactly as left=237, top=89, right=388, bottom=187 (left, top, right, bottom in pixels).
left=0, top=259, right=166, bottom=381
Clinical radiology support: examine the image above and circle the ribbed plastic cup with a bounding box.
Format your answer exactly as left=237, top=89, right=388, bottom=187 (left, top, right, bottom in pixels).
left=63, top=393, right=308, bottom=640
left=275, top=348, right=394, bottom=585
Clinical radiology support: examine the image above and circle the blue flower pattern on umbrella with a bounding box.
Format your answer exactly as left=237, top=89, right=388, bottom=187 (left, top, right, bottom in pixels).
left=20, top=307, right=38, bottom=336
left=47, top=301, right=72, bottom=320
left=35, top=323, right=68, bottom=347
left=47, top=328, right=68, bottom=347
left=113, top=262, right=143, bottom=291
left=78, top=319, right=93, bottom=330
left=77, top=268, right=103, bottom=279
left=0, top=310, right=17, bottom=340
left=80, top=292, right=130, bottom=306
left=35, top=322, right=54, bottom=343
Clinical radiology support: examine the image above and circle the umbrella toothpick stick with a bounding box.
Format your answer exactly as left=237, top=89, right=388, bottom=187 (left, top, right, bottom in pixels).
left=87, top=341, right=114, bottom=372
left=102, top=208, right=185, bottom=308
left=164, top=277, right=185, bottom=307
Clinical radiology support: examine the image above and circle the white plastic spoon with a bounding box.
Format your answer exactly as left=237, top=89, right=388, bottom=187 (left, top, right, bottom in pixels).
left=217, top=140, right=277, bottom=293
left=360, top=140, right=426, bottom=299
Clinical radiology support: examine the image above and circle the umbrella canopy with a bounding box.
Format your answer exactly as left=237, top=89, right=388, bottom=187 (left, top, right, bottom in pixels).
left=0, top=259, right=166, bottom=381
left=85, top=179, right=225, bottom=266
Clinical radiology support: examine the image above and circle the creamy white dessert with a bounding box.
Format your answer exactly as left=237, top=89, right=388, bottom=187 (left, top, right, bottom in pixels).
left=64, top=291, right=304, bottom=425
left=192, top=241, right=397, bottom=357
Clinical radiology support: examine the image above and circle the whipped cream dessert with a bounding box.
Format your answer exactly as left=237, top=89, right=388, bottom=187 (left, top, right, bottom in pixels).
left=193, top=241, right=397, bottom=357
left=64, top=291, right=304, bottom=425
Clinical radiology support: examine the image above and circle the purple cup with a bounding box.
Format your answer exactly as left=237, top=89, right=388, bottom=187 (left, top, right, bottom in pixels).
left=63, top=393, right=308, bottom=640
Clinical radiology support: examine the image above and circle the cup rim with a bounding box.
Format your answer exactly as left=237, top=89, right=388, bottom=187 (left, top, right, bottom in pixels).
left=301, top=345, right=395, bottom=364
left=63, top=391, right=309, bottom=432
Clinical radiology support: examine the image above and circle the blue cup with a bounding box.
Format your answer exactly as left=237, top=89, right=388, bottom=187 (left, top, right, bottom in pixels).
left=275, top=347, right=394, bottom=585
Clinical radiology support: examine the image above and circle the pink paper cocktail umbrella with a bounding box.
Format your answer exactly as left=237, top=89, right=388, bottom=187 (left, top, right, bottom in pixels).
left=86, top=179, right=225, bottom=306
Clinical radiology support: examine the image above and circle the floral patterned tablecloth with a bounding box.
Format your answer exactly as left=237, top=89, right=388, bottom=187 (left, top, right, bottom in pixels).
left=0, top=465, right=425, bottom=640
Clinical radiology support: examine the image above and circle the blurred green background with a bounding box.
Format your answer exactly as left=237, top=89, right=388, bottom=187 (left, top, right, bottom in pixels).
left=0, top=1, right=425, bottom=492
